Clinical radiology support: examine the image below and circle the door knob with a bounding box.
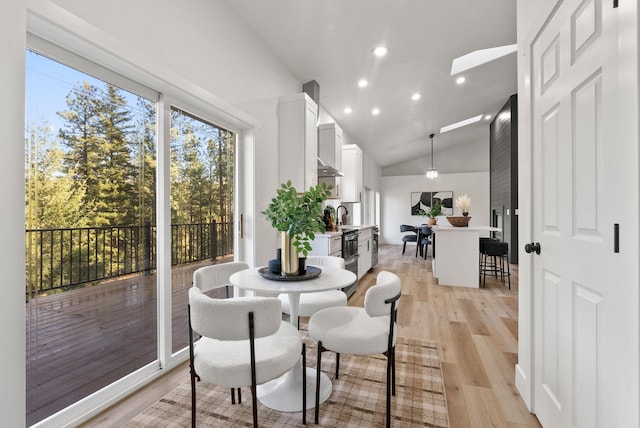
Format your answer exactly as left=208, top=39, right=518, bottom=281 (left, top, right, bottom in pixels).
left=524, top=242, right=541, bottom=254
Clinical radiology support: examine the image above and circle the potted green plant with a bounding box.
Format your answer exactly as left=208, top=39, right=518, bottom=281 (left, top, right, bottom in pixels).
left=421, top=200, right=442, bottom=225
left=262, top=180, right=332, bottom=276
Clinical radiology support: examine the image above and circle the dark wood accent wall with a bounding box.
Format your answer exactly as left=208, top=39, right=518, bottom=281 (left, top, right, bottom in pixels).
left=490, top=94, right=518, bottom=263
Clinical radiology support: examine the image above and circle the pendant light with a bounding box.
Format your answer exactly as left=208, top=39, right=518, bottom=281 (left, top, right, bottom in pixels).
left=426, top=133, right=438, bottom=179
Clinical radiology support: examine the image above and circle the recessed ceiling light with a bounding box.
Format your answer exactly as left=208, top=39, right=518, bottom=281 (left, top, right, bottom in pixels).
left=372, top=46, right=388, bottom=57
left=358, top=79, right=369, bottom=88
left=372, top=108, right=380, bottom=115
left=344, top=107, right=353, bottom=114
left=456, top=76, right=466, bottom=85
left=440, top=114, right=483, bottom=133
left=411, top=93, right=421, bottom=101
left=484, top=114, right=492, bottom=120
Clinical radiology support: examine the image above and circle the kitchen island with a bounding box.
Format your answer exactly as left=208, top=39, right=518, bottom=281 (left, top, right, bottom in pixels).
left=431, top=225, right=501, bottom=288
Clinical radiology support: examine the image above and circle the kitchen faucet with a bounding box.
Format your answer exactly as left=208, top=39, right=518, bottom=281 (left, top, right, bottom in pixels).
left=336, top=205, right=348, bottom=226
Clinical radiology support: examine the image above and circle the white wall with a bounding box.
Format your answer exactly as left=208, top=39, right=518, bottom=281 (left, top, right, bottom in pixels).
left=380, top=172, right=490, bottom=245
left=382, top=127, right=490, bottom=176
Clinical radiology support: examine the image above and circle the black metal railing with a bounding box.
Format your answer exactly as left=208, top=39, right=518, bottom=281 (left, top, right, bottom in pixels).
left=25, top=221, right=233, bottom=295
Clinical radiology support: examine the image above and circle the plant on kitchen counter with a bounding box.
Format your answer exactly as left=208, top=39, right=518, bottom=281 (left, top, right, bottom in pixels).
left=426, top=200, right=442, bottom=217
left=419, top=200, right=442, bottom=225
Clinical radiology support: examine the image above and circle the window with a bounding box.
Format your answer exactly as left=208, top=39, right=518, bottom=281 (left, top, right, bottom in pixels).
left=169, top=107, right=236, bottom=353
left=25, top=32, right=242, bottom=425
left=25, top=50, right=159, bottom=425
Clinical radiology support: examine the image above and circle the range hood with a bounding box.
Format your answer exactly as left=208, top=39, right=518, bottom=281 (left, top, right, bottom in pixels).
left=317, top=157, right=344, bottom=178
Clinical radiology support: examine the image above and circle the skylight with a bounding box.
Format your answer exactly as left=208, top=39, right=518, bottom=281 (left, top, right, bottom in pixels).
left=440, top=114, right=483, bottom=133
left=450, top=44, right=517, bottom=75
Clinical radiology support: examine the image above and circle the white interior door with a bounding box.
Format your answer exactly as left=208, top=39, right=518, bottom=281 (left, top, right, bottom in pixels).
left=529, top=0, right=638, bottom=427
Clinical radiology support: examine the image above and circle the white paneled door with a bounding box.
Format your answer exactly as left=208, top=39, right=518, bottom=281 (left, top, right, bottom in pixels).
left=529, top=0, right=638, bottom=427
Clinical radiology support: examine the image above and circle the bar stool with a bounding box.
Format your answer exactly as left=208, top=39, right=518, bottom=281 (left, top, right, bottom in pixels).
left=482, top=241, right=511, bottom=289
left=479, top=237, right=498, bottom=283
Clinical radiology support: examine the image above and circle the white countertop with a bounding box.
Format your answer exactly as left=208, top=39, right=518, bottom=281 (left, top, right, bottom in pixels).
left=315, top=230, right=343, bottom=237
left=339, top=225, right=376, bottom=230
left=316, top=225, right=376, bottom=237
left=431, top=225, right=502, bottom=232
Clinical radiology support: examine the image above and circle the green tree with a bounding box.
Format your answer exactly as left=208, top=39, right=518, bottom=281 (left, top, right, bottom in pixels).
left=57, top=81, right=102, bottom=215
left=93, top=84, right=135, bottom=225
left=26, top=121, right=89, bottom=229
left=58, top=82, right=138, bottom=226
left=131, top=97, right=157, bottom=226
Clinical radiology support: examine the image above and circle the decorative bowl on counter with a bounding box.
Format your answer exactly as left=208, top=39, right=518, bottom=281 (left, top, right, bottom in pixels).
left=447, top=216, right=471, bottom=227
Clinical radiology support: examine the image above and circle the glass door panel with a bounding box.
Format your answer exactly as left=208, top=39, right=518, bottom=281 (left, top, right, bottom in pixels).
left=169, top=108, right=235, bottom=353
left=25, top=51, right=158, bottom=425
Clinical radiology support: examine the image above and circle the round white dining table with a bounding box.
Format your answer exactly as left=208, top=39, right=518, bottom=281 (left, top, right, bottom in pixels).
left=229, top=266, right=357, bottom=412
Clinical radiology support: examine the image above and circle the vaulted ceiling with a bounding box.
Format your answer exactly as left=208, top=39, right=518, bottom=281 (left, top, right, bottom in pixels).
left=223, top=0, right=517, bottom=168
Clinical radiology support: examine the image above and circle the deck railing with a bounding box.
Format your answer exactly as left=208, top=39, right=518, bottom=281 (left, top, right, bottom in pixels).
left=25, top=221, right=233, bottom=295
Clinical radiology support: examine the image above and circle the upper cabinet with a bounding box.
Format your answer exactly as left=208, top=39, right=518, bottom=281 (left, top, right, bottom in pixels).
left=341, top=144, right=363, bottom=203
left=278, top=93, right=318, bottom=191
left=318, top=122, right=343, bottom=172
left=318, top=122, right=343, bottom=199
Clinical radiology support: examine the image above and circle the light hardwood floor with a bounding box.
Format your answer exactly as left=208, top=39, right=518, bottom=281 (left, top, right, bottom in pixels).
left=82, top=243, right=541, bottom=427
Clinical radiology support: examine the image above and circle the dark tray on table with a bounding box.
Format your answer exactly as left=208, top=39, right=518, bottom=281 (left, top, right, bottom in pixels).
left=258, top=266, right=321, bottom=281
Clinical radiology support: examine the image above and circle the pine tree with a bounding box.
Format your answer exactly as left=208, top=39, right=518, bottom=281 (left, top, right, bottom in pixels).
left=131, top=97, right=157, bottom=226
left=94, top=84, right=135, bottom=226
left=57, top=80, right=102, bottom=217
left=26, top=121, right=89, bottom=229
left=58, top=82, right=137, bottom=226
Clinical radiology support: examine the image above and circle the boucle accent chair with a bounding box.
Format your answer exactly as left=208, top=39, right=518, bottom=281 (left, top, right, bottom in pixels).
left=193, top=261, right=250, bottom=296
left=278, top=256, right=348, bottom=327
left=308, top=270, right=401, bottom=427
left=188, top=278, right=305, bottom=427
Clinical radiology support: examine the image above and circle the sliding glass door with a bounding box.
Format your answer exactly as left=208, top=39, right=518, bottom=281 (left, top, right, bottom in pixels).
left=169, top=107, right=236, bottom=354
left=25, top=50, right=158, bottom=425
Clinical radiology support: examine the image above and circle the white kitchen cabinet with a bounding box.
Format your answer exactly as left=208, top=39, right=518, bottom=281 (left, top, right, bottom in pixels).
left=357, top=227, right=372, bottom=279
left=318, top=123, right=343, bottom=172
left=318, top=123, right=343, bottom=199
left=308, top=233, right=342, bottom=257
left=278, top=93, right=318, bottom=191
left=341, top=144, right=363, bottom=203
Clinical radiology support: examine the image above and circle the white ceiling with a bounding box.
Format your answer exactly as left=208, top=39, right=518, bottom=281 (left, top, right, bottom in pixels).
left=222, top=0, right=517, bottom=169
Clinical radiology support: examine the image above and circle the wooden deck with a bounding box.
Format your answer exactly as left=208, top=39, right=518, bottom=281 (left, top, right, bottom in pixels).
left=26, top=256, right=231, bottom=426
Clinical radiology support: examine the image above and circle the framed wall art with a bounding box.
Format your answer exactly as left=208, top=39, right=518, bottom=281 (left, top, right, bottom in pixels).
left=410, top=191, right=453, bottom=215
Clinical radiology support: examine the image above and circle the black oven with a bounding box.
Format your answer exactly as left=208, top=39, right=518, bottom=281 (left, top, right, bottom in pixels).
left=341, top=229, right=359, bottom=298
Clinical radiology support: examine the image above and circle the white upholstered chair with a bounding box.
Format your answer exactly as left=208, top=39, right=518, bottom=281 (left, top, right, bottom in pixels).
left=193, top=261, right=249, bottom=296
left=188, top=287, right=306, bottom=427
left=278, top=255, right=349, bottom=327
left=308, top=271, right=401, bottom=426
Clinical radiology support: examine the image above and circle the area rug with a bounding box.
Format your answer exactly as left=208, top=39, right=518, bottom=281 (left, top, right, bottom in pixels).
left=124, top=336, right=449, bottom=427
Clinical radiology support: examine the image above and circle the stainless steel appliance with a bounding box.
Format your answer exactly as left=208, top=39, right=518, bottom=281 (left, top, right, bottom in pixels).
left=341, top=229, right=359, bottom=297
left=372, top=226, right=379, bottom=267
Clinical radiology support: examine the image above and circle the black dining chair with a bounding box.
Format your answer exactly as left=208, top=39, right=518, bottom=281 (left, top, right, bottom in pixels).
left=400, top=225, right=417, bottom=255
left=416, top=225, right=432, bottom=259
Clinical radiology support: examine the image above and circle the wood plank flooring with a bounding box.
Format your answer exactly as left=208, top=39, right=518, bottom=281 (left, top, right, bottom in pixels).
left=82, top=244, right=541, bottom=427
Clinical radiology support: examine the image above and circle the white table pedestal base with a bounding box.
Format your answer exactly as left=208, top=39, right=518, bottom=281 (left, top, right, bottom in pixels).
left=257, top=359, right=332, bottom=411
